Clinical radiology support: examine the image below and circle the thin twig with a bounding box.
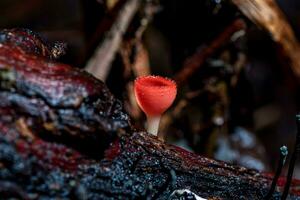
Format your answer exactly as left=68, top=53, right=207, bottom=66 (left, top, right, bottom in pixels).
left=85, top=0, right=141, bottom=81
left=174, top=19, right=247, bottom=85
left=281, top=115, right=300, bottom=199
left=265, top=146, right=288, bottom=200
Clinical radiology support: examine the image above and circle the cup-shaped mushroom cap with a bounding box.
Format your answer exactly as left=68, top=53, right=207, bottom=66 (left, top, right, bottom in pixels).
left=134, top=75, right=177, bottom=116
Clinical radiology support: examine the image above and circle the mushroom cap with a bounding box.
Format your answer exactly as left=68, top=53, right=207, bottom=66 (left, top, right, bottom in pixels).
left=134, top=75, right=177, bottom=116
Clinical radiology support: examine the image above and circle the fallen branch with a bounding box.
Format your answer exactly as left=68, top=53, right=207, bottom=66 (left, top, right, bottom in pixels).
left=231, top=0, right=300, bottom=78
left=120, top=1, right=158, bottom=120
left=85, top=0, right=141, bottom=81
left=1, top=29, right=300, bottom=199
left=174, top=19, right=247, bottom=85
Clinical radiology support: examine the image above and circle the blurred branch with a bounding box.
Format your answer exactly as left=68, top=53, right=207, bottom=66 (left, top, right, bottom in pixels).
left=121, top=41, right=150, bottom=120
left=120, top=1, right=158, bottom=121
left=85, top=0, right=141, bottom=81
left=162, top=19, right=247, bottom=138
left=174, top=19, right=247, bottom=86
left=232, top=0, right=300, bottom=78
left=120, top=0, right=157, bottom=78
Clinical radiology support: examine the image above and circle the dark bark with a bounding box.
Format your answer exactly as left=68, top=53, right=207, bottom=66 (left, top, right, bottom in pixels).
left=0, top=29, right=299, bottom=199
left=0, top=28, right=66, bottom=59
left=0, top=29, right=131, bottom=158
left=0, top=121, right=300, bottom=199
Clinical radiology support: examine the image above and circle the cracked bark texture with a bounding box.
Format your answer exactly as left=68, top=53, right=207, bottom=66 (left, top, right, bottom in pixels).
left=0, top=29, right=300, bottom=199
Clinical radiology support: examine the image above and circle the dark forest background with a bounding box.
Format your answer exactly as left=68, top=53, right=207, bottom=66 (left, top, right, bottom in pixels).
left=2, top=0, right=300, bottom=178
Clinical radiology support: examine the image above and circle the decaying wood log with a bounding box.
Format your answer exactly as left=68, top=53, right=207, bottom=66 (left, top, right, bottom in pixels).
left=0, top=28, right=66, bottom=59
left=1, top=29, right=300, bottom=199
left=1, top=120, right=300, bottom=199
left=0, top=29, right=130, bottom=158
left=231, top=0, right=300, bottom=78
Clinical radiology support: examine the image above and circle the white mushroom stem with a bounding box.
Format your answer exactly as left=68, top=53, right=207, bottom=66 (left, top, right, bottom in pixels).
left=146, top=115, right=161, bottom=136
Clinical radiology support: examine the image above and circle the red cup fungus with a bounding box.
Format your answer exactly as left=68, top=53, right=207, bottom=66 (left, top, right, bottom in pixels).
left=134, top=75, right=177, bottom=136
